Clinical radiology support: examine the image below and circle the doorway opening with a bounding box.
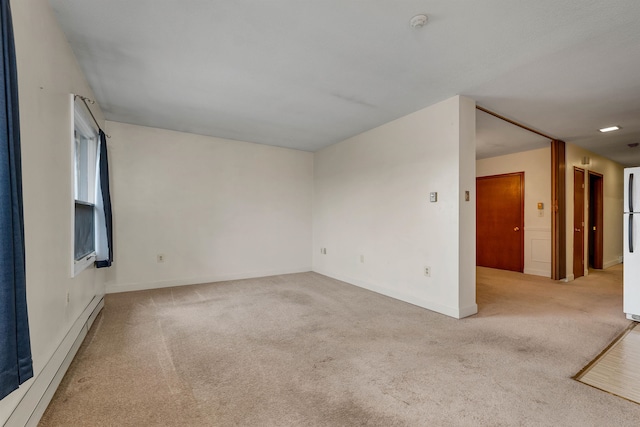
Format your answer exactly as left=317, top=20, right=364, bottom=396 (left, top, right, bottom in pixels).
left=475, top=106, right=564, bottom=279
left=588, top=172, right=604, bottom=270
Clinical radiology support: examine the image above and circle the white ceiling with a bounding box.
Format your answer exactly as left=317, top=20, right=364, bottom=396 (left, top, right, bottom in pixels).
left=476, top=111, right=549, bottom=160
left=49, top=1, right=640, bottom=166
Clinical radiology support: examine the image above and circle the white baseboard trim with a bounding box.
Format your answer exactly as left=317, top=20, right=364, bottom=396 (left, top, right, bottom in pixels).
left=105, top=267, right=312, bottom=294
left=457, top=303, right=480, bottom=319
left=6, top=296, right=104, bottom=427
left=563, top=274, right=575, bottom=282
left=313, top=268, right=477, bottom=319
left=523, top=268, right=551, bottom=278
left=603, top=258, right=622, bottom=269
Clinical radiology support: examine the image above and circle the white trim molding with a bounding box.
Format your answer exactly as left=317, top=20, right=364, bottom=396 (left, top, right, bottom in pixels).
left=603, top=257, right=623, bottom=269
left=312, top=268, right=477, bottom=319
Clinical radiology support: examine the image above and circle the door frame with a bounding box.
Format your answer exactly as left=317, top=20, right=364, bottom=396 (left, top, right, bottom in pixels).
left=476, top=171, right=525, bottom=272
left=588, top=171, right=604, bottom=269
left=551, top=140, right=567, bottom=280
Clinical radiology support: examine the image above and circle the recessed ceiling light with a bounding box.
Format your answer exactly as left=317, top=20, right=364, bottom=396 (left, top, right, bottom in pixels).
left=599, top=126, right=620, bottom=133
left=410, top=14, right=428, bottom=28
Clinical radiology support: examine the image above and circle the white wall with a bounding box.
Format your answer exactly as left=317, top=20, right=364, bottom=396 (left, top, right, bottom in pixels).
left=476, top=147, right=552, bottom=277
left=1, top=0, right=108, bottom=424
left=313, top=95, right=477, bottom=319
left=105, top=122, right=313, bottom=293
left=565, top=143, right=624, bottom=280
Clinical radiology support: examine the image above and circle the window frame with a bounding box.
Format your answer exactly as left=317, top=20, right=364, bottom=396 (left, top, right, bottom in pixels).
left=71, top=95, right=99, bottom=277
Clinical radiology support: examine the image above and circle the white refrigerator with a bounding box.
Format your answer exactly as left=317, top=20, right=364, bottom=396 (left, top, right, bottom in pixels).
left=624, top=167, right=640, bottom=321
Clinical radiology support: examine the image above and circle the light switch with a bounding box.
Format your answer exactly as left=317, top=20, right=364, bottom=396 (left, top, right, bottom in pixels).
left=465, top=191, right=470, bottom=202
left=430, top=192, right=437, bottom=202
left=537, top=202, right=544, bottom=210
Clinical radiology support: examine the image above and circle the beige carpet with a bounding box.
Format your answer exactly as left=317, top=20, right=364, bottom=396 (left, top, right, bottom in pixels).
left=39, top=266, right=640, bottom=426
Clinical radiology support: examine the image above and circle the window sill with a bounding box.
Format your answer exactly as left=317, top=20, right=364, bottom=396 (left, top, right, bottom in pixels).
left=73, top=253, right=96, bottom=277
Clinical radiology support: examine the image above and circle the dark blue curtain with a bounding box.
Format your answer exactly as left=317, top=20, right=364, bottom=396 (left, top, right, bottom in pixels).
left=0, top=0, right=33, bottom=400
left=95, top=130, right=113, bottom=268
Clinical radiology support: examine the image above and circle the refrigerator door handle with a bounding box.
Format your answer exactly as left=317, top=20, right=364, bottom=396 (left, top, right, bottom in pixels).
left=630, top=214, right=635, bottom=254
left=630, top=173, right=635, bottom=212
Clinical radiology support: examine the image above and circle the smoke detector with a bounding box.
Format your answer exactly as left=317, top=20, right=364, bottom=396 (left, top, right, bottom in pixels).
left=410, top=14, right=428, bottom=29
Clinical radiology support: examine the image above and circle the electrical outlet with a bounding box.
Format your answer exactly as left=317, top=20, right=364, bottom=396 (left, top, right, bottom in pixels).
left=157, top=254, right=165, bottom=263
left=424, top=266, right=431, bottom=277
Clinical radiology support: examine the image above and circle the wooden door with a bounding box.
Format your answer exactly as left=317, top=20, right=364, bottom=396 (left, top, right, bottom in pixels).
left=476, top=173, right=524, bottom=272
left=573, top=168, right=585, bottom=278
left=588, top=172, right=604, bottom=269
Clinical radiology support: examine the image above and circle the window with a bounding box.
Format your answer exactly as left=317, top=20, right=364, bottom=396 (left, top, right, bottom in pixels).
left=73, top=97, right=99, bottom=276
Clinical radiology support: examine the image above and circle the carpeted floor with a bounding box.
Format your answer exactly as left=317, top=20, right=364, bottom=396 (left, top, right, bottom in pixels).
left=39, top=266, right=640, bottom=426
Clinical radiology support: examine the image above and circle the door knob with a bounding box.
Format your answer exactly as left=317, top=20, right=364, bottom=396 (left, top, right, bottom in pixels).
left=514, top=227, right=520, bottom=231
left=575, top=228, right=581, bottom=232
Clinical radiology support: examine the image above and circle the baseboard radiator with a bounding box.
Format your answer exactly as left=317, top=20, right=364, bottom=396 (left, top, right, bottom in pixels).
left=5, top=295, right=104, bottom=427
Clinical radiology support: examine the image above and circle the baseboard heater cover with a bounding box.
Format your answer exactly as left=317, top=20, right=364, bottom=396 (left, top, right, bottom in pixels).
left=5, top=295, right=104, bottom=427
